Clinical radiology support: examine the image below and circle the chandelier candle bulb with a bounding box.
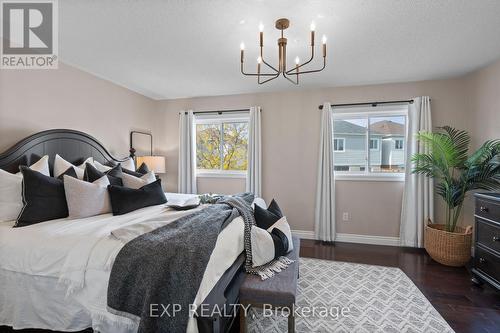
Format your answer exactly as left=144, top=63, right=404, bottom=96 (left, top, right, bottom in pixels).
left=295, top=56, right=300, bottom=65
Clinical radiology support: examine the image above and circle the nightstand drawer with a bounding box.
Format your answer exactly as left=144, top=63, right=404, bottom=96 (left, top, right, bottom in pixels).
left=474, top=247, right=500, bottom=283
left=475, top=198, right=500, bottom=222
left=476, top=219, right=500, bottom=254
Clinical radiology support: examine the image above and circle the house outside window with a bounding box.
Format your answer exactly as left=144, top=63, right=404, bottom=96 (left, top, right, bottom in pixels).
left=332, top=106, right=407, bottom=179
left=194, top=112, right=249, bottom=177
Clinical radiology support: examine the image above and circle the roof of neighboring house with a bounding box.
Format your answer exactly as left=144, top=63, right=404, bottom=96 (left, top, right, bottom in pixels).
left=334, top=120, right=367, bottom=134
left=370, top=120, right=405, bottom=136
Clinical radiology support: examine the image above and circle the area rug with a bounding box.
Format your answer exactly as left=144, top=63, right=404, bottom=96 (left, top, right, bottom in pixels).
left=247, top=257, right=454, bottom=333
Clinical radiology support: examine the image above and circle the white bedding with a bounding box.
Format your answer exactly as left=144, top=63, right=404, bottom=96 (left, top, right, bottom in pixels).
left=0, top=193, right=258, bottom=333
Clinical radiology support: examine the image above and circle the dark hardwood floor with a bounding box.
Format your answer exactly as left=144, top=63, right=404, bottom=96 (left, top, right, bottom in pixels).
left=300, top=240, right=500, bottom=333
left=2, top=240, right=499, bottom=333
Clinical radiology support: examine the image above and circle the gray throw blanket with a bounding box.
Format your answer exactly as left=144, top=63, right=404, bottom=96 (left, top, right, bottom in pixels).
left=107, top=203, right=241, bottom=333
left=220, top=197, right=293, bottom=280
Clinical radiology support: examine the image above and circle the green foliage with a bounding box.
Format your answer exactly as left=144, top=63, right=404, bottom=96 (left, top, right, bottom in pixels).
left=196, top=122, right=248, bottom=171
left=412, top=126, right=500, bottom=232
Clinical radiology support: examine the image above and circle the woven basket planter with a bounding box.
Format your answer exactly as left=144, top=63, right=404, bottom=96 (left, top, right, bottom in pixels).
left=424, top=223, right=473, bottom=267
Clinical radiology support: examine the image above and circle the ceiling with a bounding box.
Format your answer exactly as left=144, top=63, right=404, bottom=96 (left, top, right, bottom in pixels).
left=59, top=0, right=500, bottom=100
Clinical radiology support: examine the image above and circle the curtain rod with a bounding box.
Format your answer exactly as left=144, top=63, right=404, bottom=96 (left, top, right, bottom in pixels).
left=182, top=108, right=252, bottom=115
left=318, top=99, right=415, bottom=110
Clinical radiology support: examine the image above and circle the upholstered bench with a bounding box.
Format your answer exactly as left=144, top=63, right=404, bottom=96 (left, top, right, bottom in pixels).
left=239, top=236, right=300, bottom=333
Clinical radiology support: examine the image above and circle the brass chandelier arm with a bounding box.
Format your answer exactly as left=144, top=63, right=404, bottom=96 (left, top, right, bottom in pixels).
left=258, top=71, right=280, bottom=85
left=240, top=62, right=278, bottom=77
left=284, top=47, right=315, bottom=75
left=260, top=47, right=279, bottom=73
left=286, top=57, right=326, bottom=76
left=282, top=71, right=298, bottom=85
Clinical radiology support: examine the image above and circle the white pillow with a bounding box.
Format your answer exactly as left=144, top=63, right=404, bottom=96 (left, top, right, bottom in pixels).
left=121, top=157, right=135, bottom=171
left=14, top=155, right=50, bottom=177
left=250, top=216, right=293, bottom=268
left=121, top=171, right=156, bottom=189
left=0, top=155, right=50, bottom=222
left=54, top=154, right=93, bottom=179
left=93, top=160, right=112, bottom=172
left=0, top=170, right=22, bottom=223
left=252, top=198, right=267, bottom=210
left=63, top=175, right=111, bottom=219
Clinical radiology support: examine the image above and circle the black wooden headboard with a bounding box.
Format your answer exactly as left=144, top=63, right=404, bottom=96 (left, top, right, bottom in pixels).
left=0, top=129, right=128, bottom=174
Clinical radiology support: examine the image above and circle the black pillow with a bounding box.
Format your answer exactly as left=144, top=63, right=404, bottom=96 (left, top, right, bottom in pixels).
left=254, top=199, right=284, bottom=229
left=16, top=166, right=69, bottom=227
left=56, top=167, right=78, bottom=180
left=84, top=163, right=123, bottom=186
left=268, top=199, right=283, bottom=217
left=136, top=162, right=150, bottom=175
left=122, top=163, right=148, bottom=177
left=270, top=227, right=290, bottom=258
left=106, top=161, right=149, bottom=176
left=107, top=179, right=167, bottom=215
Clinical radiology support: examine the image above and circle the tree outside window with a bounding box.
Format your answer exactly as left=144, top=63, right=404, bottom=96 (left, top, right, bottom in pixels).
left=196, top=121, right=248, bottom=172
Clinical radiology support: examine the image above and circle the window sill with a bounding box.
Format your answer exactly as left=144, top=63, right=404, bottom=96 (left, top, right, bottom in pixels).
left=335, top=174, right=405, bottom=182
left=196, top=171, right=247, bottom=179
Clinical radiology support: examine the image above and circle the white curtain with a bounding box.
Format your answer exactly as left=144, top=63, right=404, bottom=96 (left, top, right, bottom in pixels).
left=314, top=103, right=336, bottom=242
left=400, top=96, right=434, bottom=247
left=246, top=106, right=262, bottom=196
left=178, top=110, right=197, bottom=194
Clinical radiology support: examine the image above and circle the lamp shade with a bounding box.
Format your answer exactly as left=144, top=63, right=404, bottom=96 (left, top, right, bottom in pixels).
left=136, top=155, right=166, bottom=174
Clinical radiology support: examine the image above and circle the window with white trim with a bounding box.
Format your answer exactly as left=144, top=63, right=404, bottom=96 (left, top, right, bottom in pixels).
left=332, top=106, right=407, bottom=177
left=369, top=138, right=379, bottom=150
left=334, top=138, right=345, bottom=152
left=194, top=112, right=249, bottom=176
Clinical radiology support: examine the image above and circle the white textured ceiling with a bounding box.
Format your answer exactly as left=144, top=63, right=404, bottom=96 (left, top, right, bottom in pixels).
left=59, top=0, right=500, bottom=100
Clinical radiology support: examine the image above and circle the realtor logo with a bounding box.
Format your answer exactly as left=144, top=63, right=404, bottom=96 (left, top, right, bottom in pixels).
left=1, top=0, right=58, bottom=69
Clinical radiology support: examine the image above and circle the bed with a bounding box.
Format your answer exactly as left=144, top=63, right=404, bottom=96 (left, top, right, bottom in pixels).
left=0, top=129, right=253, bottom=333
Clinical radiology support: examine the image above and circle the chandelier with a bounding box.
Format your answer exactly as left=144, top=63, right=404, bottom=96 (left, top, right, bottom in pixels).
left=240, top=18, right=327, bottom=85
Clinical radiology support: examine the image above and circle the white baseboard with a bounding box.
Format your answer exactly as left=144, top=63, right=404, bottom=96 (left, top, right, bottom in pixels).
left=292, top=230, right=316, bottom=239
left=292, top=229, right=400, bottom=247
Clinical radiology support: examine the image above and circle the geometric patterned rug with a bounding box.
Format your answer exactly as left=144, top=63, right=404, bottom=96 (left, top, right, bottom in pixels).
left=247, top=258, right=454, bottom=333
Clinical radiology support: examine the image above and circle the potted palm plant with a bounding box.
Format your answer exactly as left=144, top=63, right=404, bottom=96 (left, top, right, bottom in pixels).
left=412, top=126, right=500, bottom=266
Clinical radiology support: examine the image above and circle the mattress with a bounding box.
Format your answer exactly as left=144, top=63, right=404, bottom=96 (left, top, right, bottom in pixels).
left=0, top=193, right=259, bottom=333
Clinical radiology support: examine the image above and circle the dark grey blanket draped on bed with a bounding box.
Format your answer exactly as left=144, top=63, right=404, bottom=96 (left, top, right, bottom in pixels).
left=107, top=195, right=253, bottom=333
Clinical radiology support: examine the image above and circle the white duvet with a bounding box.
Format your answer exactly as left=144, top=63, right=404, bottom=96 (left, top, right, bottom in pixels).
left=0, top=193, right=261, bottom=333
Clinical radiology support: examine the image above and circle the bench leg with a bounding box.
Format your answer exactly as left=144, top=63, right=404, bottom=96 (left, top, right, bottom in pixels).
left=288, top=307, right=295, bottom=333
left=239, top=304, right=249, bottom=333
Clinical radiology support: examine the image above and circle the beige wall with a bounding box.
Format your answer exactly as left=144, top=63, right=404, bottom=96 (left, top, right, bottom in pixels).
left=459, top=58, right=500, bottom=224
left=465, top=59, right=500, bottom=149
left=156, top=77, right=472, bottom=236
left=0, top=62, right=161, bottom=157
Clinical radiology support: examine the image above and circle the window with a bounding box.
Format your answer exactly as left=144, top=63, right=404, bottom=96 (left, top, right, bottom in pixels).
left=195, top=113, right=249, bottom=176
left=333, top=107, right=407, bottom=178
left=395, top=139, right=404, bottom=150
left=334, top=138, right=345, bottom=152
